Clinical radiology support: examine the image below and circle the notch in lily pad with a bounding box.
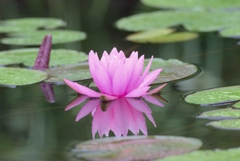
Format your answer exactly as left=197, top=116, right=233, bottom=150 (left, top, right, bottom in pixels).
left=1, top=30, right=86, bottom=45
left=0, top=18, right=67, bottom=33
left=71, top=135, right=202, bottom=161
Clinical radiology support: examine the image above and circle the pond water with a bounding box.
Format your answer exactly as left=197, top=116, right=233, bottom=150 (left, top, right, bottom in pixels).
left=0, top=0, right=240, bottom=161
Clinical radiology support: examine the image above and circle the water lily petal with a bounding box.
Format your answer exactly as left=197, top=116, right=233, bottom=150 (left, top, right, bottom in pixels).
left=112, top=61, right=129, bottom=96
left=139, top=68, right=162, bottom=88
left=64, top=79, right=101, bottom=97
left=113, top=99, right=129, bottom=136
left=76, top=99, right=100, bottom=121
left=145, top=112, right=156, bottom=127
left=65, top=95, right=88, bottom=111
left=136, top=56, right=153, bottom=86
left=126, top=55, right=144, bottom=92
left=91, top=62, right=112, bottom=94
left=92, top=106, right=111, bottom=138
left=147, top=83, right=167, bottom=95
left=126, top=98, right=152, bottom=113
left=125, top=86, right=150, bottom=97
left=143, top=95, right=165, bottom=107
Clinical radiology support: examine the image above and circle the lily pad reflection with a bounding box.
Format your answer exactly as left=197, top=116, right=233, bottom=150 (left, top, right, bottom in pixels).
left=0, top=67, right=48, bottom=87
left=1, top=30, right=86, bottom=45
left=0, top=48, right=88, bottom=67
left=72, top=135, right=202, bottom=161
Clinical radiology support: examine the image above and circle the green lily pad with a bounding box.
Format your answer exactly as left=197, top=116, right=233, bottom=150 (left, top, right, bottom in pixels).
left=145, top=58, right=199, bottom=84
left=126, top=28, right=175, bottom=43
left=208, top=119, right=240, bottom=130
left=1, top=30, right=86, bottom=45
left=0, top=48, right=88, bottom=67
left=133, top=32, right=198, bottom=43
left=198, top=108, right=240, bottom=120
left=232, top=102, right=240, bottom=109
left=141, top=0, right=240, bottom=9
left=72, top=135, right=202, bottom=161
left=45, top=63, right=92, bottom=84
left=115, top=10, right=240, bottom=38
left=156, top=148, right=240, bottom=161
left=220, top=27, right=240, bottom=37
left=45, top=58, right=199, bottom=84
left=0, top=18, right=66, bottom=33
left=184, top=86, right=240, bottom=106
left=0, top=67, right=48, bottom=87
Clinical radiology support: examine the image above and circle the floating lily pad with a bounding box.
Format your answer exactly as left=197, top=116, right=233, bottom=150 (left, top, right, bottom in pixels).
left=208, top=119, right=240, bottom=130
left=184, top=86, right=240, bottom=106
left=141, top=0, right=240, bottom=9
left=129, top=32, right=198, bottom=43
left=126, top=28, right=175, bottom=43
left=1, top=30, right=86, bottom=45
left=72, top=135, right=202, bottom=161
left=156, top=148, right=240, bottom=161
left=198, top=108, right=240, bottom=120
left=220, top=27, right=240, bottom=38
left=0, top=18, right=66, bottom=33
left=115, top=11, right=240, bottom=38
left=232, top=101, right=240, bottom=109
left=0, top=48, right=88, bottom=67
left=45, top=63, right=92, bottom=84
left=0, top=67, right=48, bottom=87
left=45, top=58, right=199, bottom=84
left=145, top=58, right=199, bottom=84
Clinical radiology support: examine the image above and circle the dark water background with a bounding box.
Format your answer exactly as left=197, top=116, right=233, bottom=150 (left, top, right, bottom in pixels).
left=0, top=0, right=240, bottom=160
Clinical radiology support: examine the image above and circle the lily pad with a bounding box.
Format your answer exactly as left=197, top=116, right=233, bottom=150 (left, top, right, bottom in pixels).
left=1, top=30, right=86, bottom=45
left=45, top=58, right=199, bottom=84
left=44, top=63, right=92, bottom=84
left=184, top=86, right=240, bottom=106
left=198, top=108, right=240, bottom=120
left=0, top=48, right=88, bottom=67
left=128, top=32, right=198, bottom=43
left=220, top=27, right=240, bottom=38
left=156, top=148, right=240, bottom=161
left=126, top=28, right=175, bottom=43
left=145, top=58, right=199, bottom=84
left=72, top=135, right=202, bottom=161
left=115, top=10, right=240, bottom=38
left=208, top=119, right=240, bottom=130
left=0, top=67, right=48, bottom=87
left=0, top=18, right=66, bottom=33
left=141, top=0, right=240, bottom=9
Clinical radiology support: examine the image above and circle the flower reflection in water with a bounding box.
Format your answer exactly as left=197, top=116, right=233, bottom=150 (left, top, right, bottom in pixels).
left=65, top=95, right=165, bottom=138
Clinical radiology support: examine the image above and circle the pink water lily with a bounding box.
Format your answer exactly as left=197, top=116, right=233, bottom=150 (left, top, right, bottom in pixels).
left=64, top=47, right=166, bottom=100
